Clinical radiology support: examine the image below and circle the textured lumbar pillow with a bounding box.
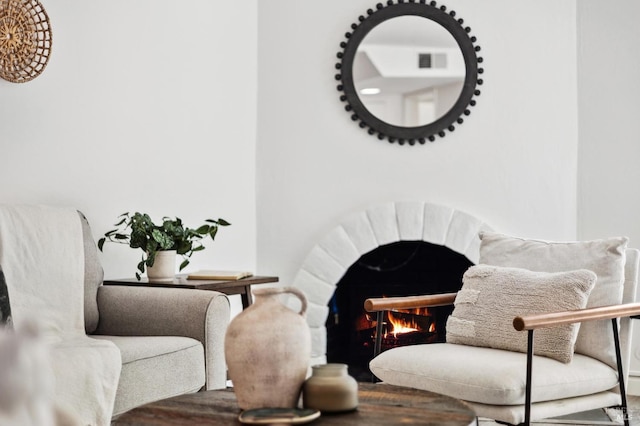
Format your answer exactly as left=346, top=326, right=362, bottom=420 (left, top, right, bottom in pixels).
left=446, top=264, right=596, bottom=363
left=478, top=232, right=628, bottom=367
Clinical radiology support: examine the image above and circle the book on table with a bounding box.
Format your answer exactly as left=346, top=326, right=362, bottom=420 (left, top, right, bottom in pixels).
left=186, top=270, right=253, bottom=280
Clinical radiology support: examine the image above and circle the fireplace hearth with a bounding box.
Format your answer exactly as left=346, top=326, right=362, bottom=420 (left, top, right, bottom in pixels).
left=326, top=240, right=473, bottom=381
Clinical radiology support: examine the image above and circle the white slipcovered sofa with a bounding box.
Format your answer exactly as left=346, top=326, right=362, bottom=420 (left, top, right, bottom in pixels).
left=0, top=205, right=230, bottom=424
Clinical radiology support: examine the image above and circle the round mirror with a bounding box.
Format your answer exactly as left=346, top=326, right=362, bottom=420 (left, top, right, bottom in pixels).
left=336, top=1, right=483, bottom=145
left=354, top=16, right=465, bottom=127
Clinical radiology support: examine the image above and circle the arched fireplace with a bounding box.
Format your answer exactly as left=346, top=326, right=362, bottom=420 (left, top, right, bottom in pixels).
left=287, top=201, right=491, bottom=371
left=327, top=240, right=474, bottom=381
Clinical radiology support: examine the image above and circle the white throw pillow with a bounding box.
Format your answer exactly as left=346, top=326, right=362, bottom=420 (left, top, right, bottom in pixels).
left=478, top=232, right=628, bottom=367
left=446, top=265, right=596, bottom=363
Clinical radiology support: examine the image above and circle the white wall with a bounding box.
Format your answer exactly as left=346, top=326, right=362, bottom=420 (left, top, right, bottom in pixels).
left=577, top=0, right=640, bottom=246
left=0, top=0, right=258, bottom=314
left=5, top=0, right=636, bottom=320
left=257, top=0, right=579, bottom=288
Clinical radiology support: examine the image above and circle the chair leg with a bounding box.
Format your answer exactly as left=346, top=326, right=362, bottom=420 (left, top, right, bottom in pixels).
left=370, top=311, right=385, bottom=383
left=374, top=311, right=384, bottom=358
left=524, top=330, right=534, bottom=426
left=611, top=318, right=630, bottom=426
left=521, top=321, right=629, bottom=426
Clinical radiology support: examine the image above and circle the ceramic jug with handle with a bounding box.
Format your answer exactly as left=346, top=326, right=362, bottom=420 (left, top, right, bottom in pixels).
left=225, top=286, right=311, bottom=409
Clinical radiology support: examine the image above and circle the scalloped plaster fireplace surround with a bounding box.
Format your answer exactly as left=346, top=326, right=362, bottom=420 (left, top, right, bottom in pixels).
left=287, top=201, right=492, bottom=366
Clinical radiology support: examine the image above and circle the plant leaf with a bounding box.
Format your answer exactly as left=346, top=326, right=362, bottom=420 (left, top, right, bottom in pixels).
left=205, top=218, right=231, bottom=226
left=179, top=259, right=189, bottom=271
left=176, top=241, right=191, bottom=255
left=130, top=230, right=147, bottom=249
left=152, top=229, right=174, bottom=249
left=196, top=225, right=209, bottom=234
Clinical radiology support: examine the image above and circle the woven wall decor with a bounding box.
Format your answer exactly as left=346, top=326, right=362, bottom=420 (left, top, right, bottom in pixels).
left=0, top=0, right=52, bottom=83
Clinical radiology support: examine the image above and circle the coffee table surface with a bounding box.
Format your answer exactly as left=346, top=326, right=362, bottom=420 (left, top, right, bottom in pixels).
left=115, top=382, right=476, bottom=425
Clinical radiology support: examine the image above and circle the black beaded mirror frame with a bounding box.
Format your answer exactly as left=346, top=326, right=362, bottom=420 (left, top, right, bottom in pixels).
left=335, top=0, right=483, bottom=145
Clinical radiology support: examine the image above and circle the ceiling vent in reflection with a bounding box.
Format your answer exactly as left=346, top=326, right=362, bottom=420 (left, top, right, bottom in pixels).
left=418, top=53, right=447, bottom=69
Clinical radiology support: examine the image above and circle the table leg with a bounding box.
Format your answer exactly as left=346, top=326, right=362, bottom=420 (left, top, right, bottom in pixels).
left=241, top=285, right=253, bottom=309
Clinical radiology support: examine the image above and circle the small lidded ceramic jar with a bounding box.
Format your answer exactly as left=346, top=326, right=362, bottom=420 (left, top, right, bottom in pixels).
left=302, top=363, right=358, bottom=413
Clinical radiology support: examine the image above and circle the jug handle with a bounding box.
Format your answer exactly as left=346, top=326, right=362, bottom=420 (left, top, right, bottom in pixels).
left=257, top=286, right=307, bottom=316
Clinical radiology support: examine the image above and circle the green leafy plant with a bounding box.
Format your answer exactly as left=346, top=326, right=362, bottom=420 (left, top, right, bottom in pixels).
left=98, top=212, right=231, bottom=280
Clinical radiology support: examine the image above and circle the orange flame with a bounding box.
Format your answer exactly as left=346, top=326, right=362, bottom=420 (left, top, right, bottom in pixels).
left=387, top=311, right=419, bottom=336
left=385, top=307, right=435, bottom=337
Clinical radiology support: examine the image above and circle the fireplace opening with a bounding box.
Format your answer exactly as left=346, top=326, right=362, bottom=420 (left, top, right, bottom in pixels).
left=325, top=240, right=473, bottom=381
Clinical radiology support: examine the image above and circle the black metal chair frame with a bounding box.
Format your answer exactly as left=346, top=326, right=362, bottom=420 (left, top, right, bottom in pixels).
left=523, top=318, right=630, bottom=426
left=371, top=310, right=634, bottom=426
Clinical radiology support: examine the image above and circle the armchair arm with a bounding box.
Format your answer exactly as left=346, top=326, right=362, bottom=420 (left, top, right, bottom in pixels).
left=364, top=294, right=640, bottom=331
left=93, top=285, right=230, bottom=390
left=513, top=301, right=640, bottom=426
left=513, top=302, right=640, bottom=331
left=364, top=292, right=457, bottom=312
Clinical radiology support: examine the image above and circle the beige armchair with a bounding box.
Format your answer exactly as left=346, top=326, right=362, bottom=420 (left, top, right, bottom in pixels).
left=0, top=205, right=230, bottom=425
left=367, top=232, right=640, bottom=426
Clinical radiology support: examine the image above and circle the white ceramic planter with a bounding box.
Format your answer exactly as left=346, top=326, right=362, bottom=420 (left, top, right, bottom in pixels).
left=146, top=250, right=176, bottom=280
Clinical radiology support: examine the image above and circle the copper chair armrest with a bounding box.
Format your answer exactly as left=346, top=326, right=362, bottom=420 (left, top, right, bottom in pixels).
left=513, top=302, right=640, bottom=331
left=364, top=292, right=457, bottom=313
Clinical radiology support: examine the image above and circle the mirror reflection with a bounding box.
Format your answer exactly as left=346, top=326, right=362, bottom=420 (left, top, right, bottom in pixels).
left=353, top=16, right=465, bottom=128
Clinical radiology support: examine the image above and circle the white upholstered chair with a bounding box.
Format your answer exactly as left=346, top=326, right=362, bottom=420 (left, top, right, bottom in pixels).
left=366, top=232, right=640, bottom=426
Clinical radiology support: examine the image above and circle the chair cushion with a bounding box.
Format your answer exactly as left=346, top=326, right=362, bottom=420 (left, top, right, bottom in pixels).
left=369, top=343, right=619, bottom=405
left=92, top=335, right=205, bottom=416
left=478, top=232, right=628, bottom=368
left=446, top=265, right=596, bottom=363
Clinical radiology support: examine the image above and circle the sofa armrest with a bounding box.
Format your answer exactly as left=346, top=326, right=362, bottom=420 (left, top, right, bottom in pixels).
left=93, top=285, right=230, bottom=390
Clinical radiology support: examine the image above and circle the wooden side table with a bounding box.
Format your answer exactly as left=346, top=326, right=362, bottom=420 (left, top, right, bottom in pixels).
left=103, top=275, right=279, bottom=309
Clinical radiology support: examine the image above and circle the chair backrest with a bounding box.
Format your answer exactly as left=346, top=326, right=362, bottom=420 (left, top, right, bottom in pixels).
left=79, top=212, right=103, bottom=334
left=620, top=248, right=639, bottom=384
left=479, top=232, right=633, bottom=369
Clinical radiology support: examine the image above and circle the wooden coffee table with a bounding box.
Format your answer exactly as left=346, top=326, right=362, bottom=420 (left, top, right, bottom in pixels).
left=114, top=382, right=476, bottom=425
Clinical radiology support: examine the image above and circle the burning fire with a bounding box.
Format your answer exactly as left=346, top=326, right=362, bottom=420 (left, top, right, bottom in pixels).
left=387, top=311, right=418, bottom=336
left=386, top=308, right=436, bottom=337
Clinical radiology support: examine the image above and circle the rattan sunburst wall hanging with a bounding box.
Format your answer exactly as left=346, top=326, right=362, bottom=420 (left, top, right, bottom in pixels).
left=0, top=0, right=52, bottom=83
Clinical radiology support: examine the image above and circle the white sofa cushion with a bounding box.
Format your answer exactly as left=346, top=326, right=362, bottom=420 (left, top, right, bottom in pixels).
left=369, top=343, right=619, bottom=405
left=478, top=232, right=628, bottom=368
left=93, top=335, right=205, bottom=416
left=446, top=265, right=596, bottom=363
